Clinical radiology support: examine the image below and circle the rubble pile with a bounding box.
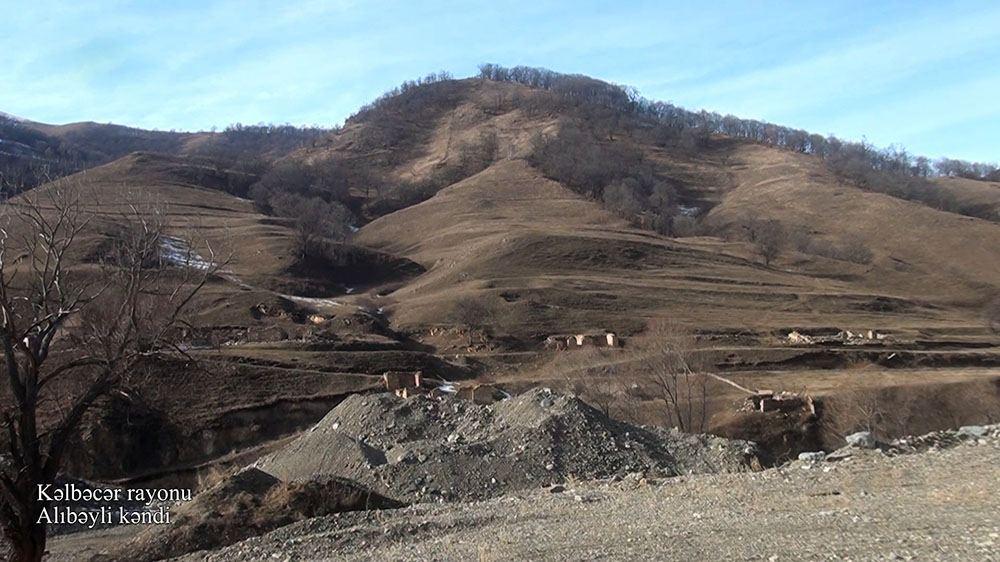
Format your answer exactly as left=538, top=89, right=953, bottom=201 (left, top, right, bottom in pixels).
left=888, top=424, right=999, bottom=453
left=256, top=389, right=761, bottom=503
left=785, top=329, right=889, bottom=346
left=795, top=424, right=1000, bottom=464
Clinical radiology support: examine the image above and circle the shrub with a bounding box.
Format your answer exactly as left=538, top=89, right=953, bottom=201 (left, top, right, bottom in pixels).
left=789, top=227, right=874, bottom=264
left=270, top=193, right=353, bottom=259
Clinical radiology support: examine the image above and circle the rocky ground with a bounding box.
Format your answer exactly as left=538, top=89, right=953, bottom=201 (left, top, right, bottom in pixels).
left=254, top=389, right=760, bottom=503
left=45, top=399, right=1000, bottom=561
left=46, top=389, right=760, bottom=560
left=175, top=425, right=1000, bottom=561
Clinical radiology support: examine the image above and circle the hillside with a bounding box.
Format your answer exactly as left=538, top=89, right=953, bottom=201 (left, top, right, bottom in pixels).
left=9, top=152, right=448, bottom=485
left=933, top=175, right=1000, bottom=220
left=289, top=75, right=1000, bottom=450
left=0, top=115, right=328, bottom=191
left=302, top=78, right=1000, bottom=333
left=709, top=144, right=1000, bottom=305
left=1, top=66, right=998, bottom=562
left=3, top=70, right=998, bottom=491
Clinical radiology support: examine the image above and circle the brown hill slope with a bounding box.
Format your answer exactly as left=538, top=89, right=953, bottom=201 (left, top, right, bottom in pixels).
left=6, top=153, right=443, bottom=483
left=357, top=156, right=970, bottom=341
left=6, top=74, right=998, bottom=485
left=933, top=175, right=1000, bottom=221
left=707, top=144, right=1000, bottom=306
left=332, top=77, right=1000, bottom=447
left=24, top=152, right=291, bottom=289
left=325, top=79, right=994, bottom=338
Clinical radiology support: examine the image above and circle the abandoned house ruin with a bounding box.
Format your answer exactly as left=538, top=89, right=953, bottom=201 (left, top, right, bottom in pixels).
left=381, top=370, right=511, bottom=404
left=744, top=390, right=816, bottom=416
left=455, top=384, right=510, bottom=405
left=544, top=331, right=619, bottom=350
left=382, top=371, right=423, bottom=392
left=785, top=329, right=888, bottom=346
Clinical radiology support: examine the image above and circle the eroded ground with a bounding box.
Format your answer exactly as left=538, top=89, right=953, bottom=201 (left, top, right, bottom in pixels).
left=162, top=433, right=1000, bottom=561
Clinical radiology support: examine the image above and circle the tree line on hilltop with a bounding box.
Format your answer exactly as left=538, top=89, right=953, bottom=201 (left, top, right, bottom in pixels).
left=5, top=65, right=997, bottom=268
left=476, top=64, right=999, bottom=184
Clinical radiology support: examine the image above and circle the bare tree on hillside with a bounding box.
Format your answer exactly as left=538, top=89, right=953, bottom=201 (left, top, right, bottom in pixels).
left=740, top=218, right=786, bottom=266
left=579, top=377, right=615, bottom=419
left=0, top=187, right=221, bottom=561
left=451, top=296, right=493, bottom=347
left=602, top=179, right=645, bottom=216
left=454, top=131, right=499, bottom=178
left=789, top=227, right=874, bottom=265
left=639, top=320, right=709, bottom=433
left=820, top=373, right=915, bottom=444
left=270, top=194, right=352, bottom=260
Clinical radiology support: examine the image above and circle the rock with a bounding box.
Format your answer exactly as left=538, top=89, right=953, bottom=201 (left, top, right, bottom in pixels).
left=549, top=485, right=565, bottom=493
left=845, top=431, right=877, bottom=449
left=958, top=425, right=987, bottom=438
left=798, top=451, right=827, bottom=462
left=825, top=449, right=854, bottom=462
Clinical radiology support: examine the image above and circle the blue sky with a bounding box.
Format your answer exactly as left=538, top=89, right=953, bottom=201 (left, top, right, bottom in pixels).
left=2, top=0, right=998, bottom=162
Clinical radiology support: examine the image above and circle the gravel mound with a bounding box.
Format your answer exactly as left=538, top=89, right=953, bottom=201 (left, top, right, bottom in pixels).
left=256, top=388, right=760, bottom=502
left=174, top=427, right=1000, bottom=562
left=113, top=467, right=401, bottom=562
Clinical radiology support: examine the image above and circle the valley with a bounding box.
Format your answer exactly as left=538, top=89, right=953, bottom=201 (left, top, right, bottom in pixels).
left=1, top=69, right=998, bottom=560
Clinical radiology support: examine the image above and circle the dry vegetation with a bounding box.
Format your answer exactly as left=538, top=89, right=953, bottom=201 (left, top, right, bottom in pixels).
left=0, top=184, right=224, bottom=560
left=1, top=66, right=999, bottom=560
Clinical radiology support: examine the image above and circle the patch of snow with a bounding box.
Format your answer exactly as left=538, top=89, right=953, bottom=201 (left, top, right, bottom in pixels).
left=286, top=295, right=342, bottom=308
left=160, top=237, right=213, bottom=270
left=678, top=205, right=701, bottom=217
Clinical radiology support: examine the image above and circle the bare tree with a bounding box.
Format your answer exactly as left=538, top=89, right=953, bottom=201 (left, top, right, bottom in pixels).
left=739, top=218, right=786, bottom=266
left=613, top=377, right=644, bottom=425
left=456, top=130, right=499, bottom=174
left=821, top=383, right=892, bottom=444
left=270, top=194, right=352, bottom=260
left=587, top=382, right=616, bottom=418
left=0, top=186, right=221, bottom=561
left=639, top=320, right=709, bottom=433
left=602, top=178, right=645, bottom=216
left=451, top=296, right=492, bottom=347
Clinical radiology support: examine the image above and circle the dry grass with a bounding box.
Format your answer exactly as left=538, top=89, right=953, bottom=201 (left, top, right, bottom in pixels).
left=9, top=77, right=999, bottom=486
left=708, top=144, right=1000, bottom=306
